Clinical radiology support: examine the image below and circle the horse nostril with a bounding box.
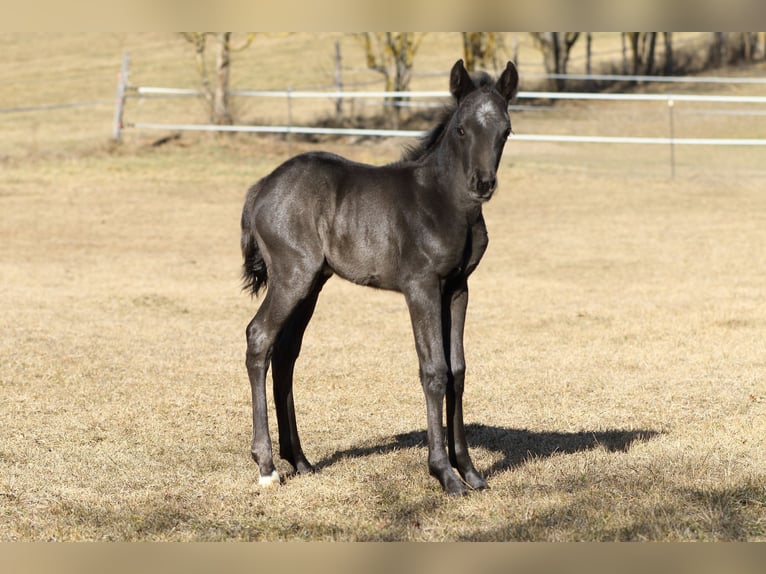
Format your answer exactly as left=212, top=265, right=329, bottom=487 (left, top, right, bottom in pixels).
left=478, top=177, right=495, bottom=193
left=470, top=172, right=497, bottom=196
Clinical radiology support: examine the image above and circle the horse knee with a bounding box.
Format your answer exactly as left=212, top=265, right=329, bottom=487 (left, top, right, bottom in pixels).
left=451, top=364, right=466, bottom=394
left=421, top=364, right=449, bottom=396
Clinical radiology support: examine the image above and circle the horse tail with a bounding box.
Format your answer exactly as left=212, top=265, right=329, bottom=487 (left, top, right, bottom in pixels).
left=241, top=183, right=268, bottom=297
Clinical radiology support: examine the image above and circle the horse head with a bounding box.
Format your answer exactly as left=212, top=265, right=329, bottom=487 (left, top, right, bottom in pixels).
left=447, top=59, right=519, bottom=203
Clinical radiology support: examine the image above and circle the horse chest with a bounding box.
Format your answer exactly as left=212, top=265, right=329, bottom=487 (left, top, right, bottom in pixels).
left=428, top=226, right=474, bottom=279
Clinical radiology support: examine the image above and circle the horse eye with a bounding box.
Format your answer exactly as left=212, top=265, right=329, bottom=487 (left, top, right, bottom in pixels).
left=456, top=126, right=465, bottom=137
left=503, top=127, right=512, bottom=140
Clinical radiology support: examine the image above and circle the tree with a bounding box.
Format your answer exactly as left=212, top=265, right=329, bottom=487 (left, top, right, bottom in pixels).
left=356, top=32, right=426, bottom=128
left=663, top=32, right=674, bottom=75
left=627, top=32, right=658, bottom=76
left=708, top=32, right=727, bottom=68
left=530, top=32, right=580, bottom=91
left=181, top=33, right=255, bottom=125
left=707, top=32, right=763, bottom=68
left=462, top=32, right=498, bottom=72
left=732, top=33, right=760, bottom=62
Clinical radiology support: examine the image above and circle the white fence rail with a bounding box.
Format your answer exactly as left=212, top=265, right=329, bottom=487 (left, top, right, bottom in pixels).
left=123, top=87, right=766, bottom=147
left=127, top=122, right=766, bottom=148
left=131, top=85, right=766, bottom=106
left=114, top=51, right=766, bottom=158
left=121, top=89, right=766, bottom=142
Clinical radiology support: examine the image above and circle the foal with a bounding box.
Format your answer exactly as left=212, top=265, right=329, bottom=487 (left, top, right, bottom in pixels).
left=241, top=59, right=518, bottom=495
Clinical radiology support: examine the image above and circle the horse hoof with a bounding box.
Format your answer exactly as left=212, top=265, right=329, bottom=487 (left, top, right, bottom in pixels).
left=446, top=484, right=469, bottom=496
left=258, top=470, right=281, bottom=487
left=464, top=472, right=488, bottom=491
left=443, top=476, right=469, bottom=496
left=295, top=462, right=315, bottom=475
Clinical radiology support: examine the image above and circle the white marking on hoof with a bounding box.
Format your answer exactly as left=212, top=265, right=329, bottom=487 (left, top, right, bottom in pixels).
left=258, top=470, right=281, bottom=487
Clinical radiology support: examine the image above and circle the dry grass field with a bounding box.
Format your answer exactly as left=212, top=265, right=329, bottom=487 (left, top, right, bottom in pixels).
left=1, top=33, right=765, bottom=541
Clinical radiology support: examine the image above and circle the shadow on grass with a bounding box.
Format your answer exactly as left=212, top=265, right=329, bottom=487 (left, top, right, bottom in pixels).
left=314, top=423, right=659, bottom=477
left=458, top=475, right=766, bottom=541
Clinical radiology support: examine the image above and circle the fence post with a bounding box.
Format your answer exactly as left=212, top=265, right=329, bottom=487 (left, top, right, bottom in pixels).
left=512, top=34, right=519, bottom=70
left=112, top=51, right=130, bottom=142
left=668, top=98, right=676, bottom=178
left=287, top=85, right=293, bottom=155
left=335, top=40, right=343, bottom=122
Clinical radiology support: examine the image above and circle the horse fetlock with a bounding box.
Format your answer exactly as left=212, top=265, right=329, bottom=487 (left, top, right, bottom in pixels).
left=251, top=442, right=275, bottom=467
left=280, top=448, right=315, bottom=475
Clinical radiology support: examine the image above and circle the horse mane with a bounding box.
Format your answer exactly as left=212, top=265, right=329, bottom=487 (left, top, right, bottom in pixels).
left=400, top=104, right=456, bottom=162
left=399, top=71, right=495, bottom=163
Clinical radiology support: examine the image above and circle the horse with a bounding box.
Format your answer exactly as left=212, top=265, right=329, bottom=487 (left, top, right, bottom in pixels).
left=240, top=59, right=519, bottom=495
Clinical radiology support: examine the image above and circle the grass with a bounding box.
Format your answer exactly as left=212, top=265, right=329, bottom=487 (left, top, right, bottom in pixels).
left=1, top=33, right=766, bottom=541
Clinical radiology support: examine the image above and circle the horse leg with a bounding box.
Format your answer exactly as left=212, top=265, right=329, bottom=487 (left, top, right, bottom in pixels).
left=404, top=278, right=467, bottom=496
left=272, top=274, right=329, bottom=476
left=444, top=280, right=487, bottom=490
left=246, top=271, right=320, bottom=487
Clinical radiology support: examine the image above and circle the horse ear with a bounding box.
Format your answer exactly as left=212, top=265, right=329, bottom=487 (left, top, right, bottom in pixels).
left=496, top=61, right=519, bottom=102
left=449, top=59, right=475, bottom=101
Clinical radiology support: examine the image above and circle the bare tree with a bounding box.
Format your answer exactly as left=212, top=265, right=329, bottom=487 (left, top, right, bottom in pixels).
left=734, top=32, right=760, bottom=62
left=462, top=32, right=498, bottom=72
left=627, top=32, right=658, bottom=76
left=621, top=33, right=631, bottom=74
left=645, top=32, right=658, bottom=75
left=356, top=32, right=426, bottom=128
left=707, top=32, right=763, bottom=68
left=708, top=32, right=728, bottom=68
left=663, top=32, right=674, bottom=75
left=181, top=33, right=255, bottom=125
left=530, top=32, right=580, bottom=91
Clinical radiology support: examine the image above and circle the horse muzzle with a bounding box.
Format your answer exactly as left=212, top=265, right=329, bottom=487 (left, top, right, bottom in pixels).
left=469, top=171, right=497, bottom=201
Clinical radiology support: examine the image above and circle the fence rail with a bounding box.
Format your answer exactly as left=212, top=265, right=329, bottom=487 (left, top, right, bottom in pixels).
left=127, top=122, right=766, bottom=148
left=521, top=72, right=766, bottom=85
left=132, top=85, right=766, bottom=105
left=115, top=52, right=766, bottom=163
left=123, top=87, right=766, bottom=149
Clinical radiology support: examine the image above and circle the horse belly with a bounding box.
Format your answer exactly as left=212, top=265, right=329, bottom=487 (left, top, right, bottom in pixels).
left=318, top=200, right=405, bottom=291
left=324, top=230, right=401, bottom=290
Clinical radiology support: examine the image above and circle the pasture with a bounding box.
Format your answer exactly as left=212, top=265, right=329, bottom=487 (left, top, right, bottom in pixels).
left=1, top=33, right=765, bottom=541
